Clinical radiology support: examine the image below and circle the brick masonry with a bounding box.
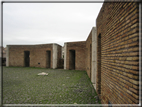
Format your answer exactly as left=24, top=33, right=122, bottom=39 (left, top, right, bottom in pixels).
left=65, top=41, right=86, bottom=71
left=96, top=1, right=139, bottom=104
left=5, top=1, right=140, bottom=104
left=6, top=44, right=62, bottom=69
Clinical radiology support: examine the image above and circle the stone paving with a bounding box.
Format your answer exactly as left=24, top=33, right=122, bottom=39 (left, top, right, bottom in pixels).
left=3, top=67, right=99, bottom=104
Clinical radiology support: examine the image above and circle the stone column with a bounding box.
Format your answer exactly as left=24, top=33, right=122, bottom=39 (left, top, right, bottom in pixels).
left=52, top=44, right=58, bottom=69
left=6, top=45, right=9, bottom=67
left=64, top=43, right=67, bottom=69
left=91, top=27, right=97, bottom=89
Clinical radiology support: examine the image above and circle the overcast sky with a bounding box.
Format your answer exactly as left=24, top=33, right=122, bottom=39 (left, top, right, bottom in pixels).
left=3, top=2, right=103, bottom=47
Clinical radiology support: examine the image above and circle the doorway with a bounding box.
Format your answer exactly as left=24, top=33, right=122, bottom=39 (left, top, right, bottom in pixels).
left=24, top=51, right=30, bottom=67
left=69, top=50, right=75, bottom=70
left=46, top=51, right=51, bottom=68
left=98, top=34, right=101, bottom=94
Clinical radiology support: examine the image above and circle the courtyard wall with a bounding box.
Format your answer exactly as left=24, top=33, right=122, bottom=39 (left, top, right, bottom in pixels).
left=96, top=1, right=139, bottom=104
left=6, top=44, right=62, bottom=69
left=65, top=41, right=86, bottom=71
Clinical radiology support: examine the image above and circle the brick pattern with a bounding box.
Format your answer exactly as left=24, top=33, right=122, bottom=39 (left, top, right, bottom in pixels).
left=96, top=2, right=139, bottom=104
left=9, top=44, right=61, bottom=68
left=66, top=41, right=86, bottom=70
left=86, top=31, right=92, bottom=78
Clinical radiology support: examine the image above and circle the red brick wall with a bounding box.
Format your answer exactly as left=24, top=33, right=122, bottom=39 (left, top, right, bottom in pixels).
left=96, top=1, right=139, bottom=104
left=66, top=41, right=86, bottom=71
left=86, top=31, right=92, bottom=78
left=9, top=44, right=53, bottom=68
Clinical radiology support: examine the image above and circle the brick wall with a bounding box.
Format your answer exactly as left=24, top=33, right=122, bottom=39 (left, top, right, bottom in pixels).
left=96, top=1, right=139, bottom=104
left=7, top=44, right=62, bottom=69
left=66, top=41, right=86, bottom=71
left=86, top=31, right=92, bottom=78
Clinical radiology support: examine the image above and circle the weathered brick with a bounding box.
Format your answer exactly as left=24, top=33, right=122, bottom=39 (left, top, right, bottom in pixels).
left=127, top=57, right=133, bottom=60
left=133, top=75, right=139, bottom=80
left=129, top=52, right=139, bottom=56
left=129, top=87, right=139, bottom=94
left=132, top=66, right=139, bottom=70
left=133, top=85, right=139, bottom=89
left=96, top=1, right=139, bottom=104
left=129, top=79, right=139, bottom=85
left=132, top=93, right=139, bottom=99
left=127, top=73, right=133, bottom=78
left=129, top=70, right=139, bottom=75
left=132, top=57, right=139, bottom=60
left=66, top=41, right=86, bottom=71
left=127, top=90, right=133, bottom=95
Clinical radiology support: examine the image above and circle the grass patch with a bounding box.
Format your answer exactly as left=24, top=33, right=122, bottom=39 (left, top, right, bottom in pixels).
left=3, top=66, right=100, bottom=104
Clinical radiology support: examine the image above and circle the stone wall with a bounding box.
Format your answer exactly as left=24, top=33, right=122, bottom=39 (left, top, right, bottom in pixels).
left=65, top=41, right=86, bottom=71
left=96, top=1, right=139, bottom=104
left=7, top=44, right=62, bottom=69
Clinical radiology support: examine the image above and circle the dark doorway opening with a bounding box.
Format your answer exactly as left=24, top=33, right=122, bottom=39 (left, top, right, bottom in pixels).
left=98, top=34, right=101, bottom=94
left=46, top=51, right=51, bottom=68
left=69, top=50, right=75, bottom=70
left=24, top=51, right=30, bottom=67
left=2, top=58, right=6, bottom=66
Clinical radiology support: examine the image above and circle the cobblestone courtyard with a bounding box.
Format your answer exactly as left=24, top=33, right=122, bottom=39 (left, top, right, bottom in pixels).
left=3, top=67, right=99, bottom=104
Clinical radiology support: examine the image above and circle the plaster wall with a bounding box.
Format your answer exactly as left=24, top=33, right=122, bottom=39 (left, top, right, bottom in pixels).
left=91, top=27, right=97, bottom=90
left=64, top=43, right=67, bottom=69
left=53, top=44, right=58, bottom=69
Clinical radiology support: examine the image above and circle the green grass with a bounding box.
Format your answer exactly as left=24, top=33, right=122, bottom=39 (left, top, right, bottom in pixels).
left=3, top=67, right=99, bottom=104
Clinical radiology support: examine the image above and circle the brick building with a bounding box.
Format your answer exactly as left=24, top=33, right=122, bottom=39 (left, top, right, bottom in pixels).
left=96, top=1, right=139, bottom=104
left=64, top=27, right=97, bottom=88
left=6, top=43, right=62, bottom=69
left=5, top=0, right=141, bottom=105
left=64, top=41, right=86, bottom=71
left=64, top=1, right=140, bottom=105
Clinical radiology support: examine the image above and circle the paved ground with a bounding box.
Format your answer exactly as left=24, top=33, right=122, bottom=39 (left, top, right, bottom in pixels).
left=3, top=67, right=99, bottom=104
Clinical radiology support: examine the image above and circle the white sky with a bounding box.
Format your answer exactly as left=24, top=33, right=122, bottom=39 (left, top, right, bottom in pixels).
left=3, top=2, right=103, bottom=47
